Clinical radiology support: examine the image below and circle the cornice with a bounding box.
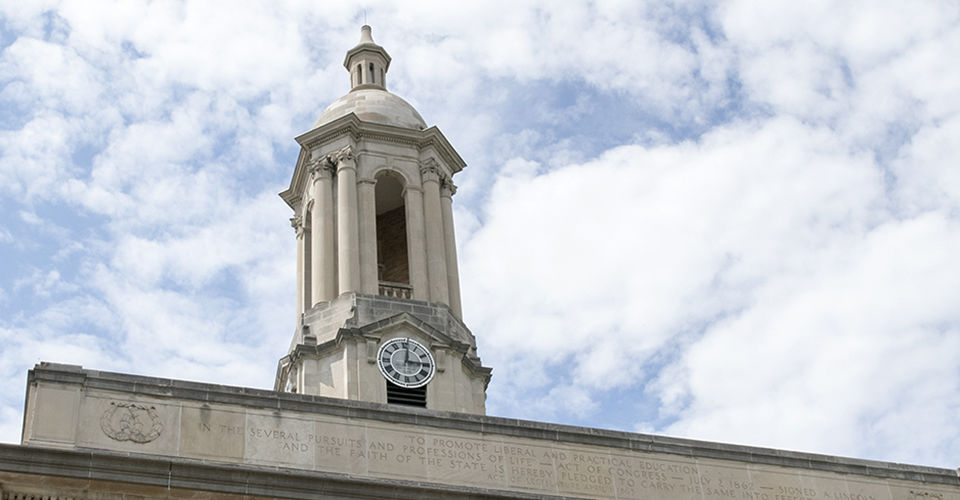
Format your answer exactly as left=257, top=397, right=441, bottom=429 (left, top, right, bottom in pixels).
left=284, top=115, right=467, bottom=212
left=343, top=43, right=392, bottom=71
left=279, top=146, right=310, bottom=210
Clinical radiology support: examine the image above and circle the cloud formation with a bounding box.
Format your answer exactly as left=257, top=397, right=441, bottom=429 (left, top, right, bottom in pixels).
left=1, top=0, right=959, bottom=469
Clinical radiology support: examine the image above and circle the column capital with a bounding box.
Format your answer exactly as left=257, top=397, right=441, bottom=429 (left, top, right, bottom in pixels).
left=334, top=145, right=355, bottom=164
left=419, top=158, right=441, bottom=184
left=440, top=177, right=457, bottom=198
left=290, top=215, right=305, bottom=235
left=334, top=145, right=357, bottom=173
left=308, top=155, right=335, bottom=180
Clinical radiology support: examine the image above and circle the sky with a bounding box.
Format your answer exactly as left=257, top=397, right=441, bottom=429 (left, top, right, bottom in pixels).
left=1, top=0, right=959, bottom=469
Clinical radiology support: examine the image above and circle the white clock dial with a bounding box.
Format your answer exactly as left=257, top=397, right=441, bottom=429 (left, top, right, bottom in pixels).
left=377, top=337, right=435, bottom=388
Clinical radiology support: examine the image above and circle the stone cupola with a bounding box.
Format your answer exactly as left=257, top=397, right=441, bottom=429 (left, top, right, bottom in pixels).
left=276, top=26, right=491, bottom=414
left=345, top=25, right=391, bottom=90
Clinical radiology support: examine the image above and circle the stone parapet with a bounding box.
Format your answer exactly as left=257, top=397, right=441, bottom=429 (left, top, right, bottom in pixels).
left=0, top=444, right=539, bottom=499
left=20, top=363, right=960, bottom=500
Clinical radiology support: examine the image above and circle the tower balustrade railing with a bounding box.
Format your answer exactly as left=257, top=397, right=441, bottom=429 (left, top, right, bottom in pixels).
left=378, top=281, right=413, bottom=299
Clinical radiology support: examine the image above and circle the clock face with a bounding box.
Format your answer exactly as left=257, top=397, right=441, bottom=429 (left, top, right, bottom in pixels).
left=377, top=337, right=436, bottom=388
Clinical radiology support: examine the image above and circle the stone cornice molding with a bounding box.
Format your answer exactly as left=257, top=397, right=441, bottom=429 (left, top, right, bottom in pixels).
left=343, top=40, right=392, bottom=71
left=296, top=115, right=465, bottom=170
left=284, top=114, right=467, bottom=211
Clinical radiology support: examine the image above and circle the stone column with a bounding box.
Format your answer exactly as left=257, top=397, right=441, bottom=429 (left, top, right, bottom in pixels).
left=335, top=146, right=361, bottom=295
left=404, top=185, right=429, bottom=301
left=440, top=179, right=462, bottom=318
left=357, top=177, right=378, bottom=295
left=291, top=215, right=306, bottom=324
left=420, top=159, right=449, bottom=305
left=310, top=156, right=336, bottom=304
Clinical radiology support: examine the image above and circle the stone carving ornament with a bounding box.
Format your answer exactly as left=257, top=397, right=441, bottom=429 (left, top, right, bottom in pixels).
left=419, top=158, right=441, bottom=183
left=333, top=145, right=354, bottom=163
left=440, top=177, right=457, bottom=197
left=308, top=155, right=335, bottom=178
left=100, top=401, right=163, bottom=443
left=289, top=215, right=303, bottom=233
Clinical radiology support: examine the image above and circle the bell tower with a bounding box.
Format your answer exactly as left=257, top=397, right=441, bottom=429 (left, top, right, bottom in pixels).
left=276, top=26, right=490, bottom=413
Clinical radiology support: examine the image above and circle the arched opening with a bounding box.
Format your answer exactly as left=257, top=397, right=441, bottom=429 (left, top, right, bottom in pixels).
left=375, top=171, right=410, bottom=298
left=302, top=210, right=313, bottom=309
left=369, top=63, right=376, bottom=84
left=356, top=64, right=363, bottom=85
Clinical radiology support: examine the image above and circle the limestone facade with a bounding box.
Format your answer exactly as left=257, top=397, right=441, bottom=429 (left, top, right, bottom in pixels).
left=14, top=363, right=960, bottom=499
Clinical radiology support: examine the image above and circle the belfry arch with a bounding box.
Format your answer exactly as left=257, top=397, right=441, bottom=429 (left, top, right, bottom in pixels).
left=374, top=171, right=410, bottom=297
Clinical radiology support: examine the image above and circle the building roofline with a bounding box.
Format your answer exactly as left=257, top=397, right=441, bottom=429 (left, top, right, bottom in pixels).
left=25, top=362, right=960, bottom=487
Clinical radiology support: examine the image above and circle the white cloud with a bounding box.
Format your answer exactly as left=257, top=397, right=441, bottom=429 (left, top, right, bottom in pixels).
left=1, top=0, right=958, bottom=470
left=0, top=36, right=102, bottom=113
left=464, top=112, right=959, bottom=465
left=661, top=211, right=960, bottom=463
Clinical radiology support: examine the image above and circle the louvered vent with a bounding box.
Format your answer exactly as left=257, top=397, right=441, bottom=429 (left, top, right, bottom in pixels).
left=386, top=381, right=426, bottom=407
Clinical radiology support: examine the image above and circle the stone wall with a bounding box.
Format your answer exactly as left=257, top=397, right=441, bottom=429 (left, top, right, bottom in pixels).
left=21, top=364, right=960, bottom=500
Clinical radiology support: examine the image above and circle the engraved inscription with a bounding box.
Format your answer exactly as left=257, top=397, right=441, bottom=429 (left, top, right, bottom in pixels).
left=290, top=431, right=921, bottom=500
left=100, top=402, right=163, bottom=443
left=249, top=427, right=310, bottom=453
left=165, top=406, right=960, bottom=500
left=911, top=492, right=944, bottom=500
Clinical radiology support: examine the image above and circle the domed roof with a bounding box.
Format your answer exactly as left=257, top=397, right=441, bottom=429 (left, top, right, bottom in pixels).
left=314, top=88, right=427, bottom=130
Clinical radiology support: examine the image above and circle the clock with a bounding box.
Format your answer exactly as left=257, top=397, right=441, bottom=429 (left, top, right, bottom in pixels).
left=377, top=337, right=436, bottom=388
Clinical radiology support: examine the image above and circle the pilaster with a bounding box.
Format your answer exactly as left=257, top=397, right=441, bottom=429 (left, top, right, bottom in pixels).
left=440, top=179, right=462, bottom=318
left=291, top=215, right=306, bottom=323
left=309, top=156, right=336, bottom=304
left=404, top=185, right=429, bottom=301
left=357, top=176, right=379, bottom=295
left=420, top=159, right=450, bottom=305
left=335, top=146, right=361, bottom=295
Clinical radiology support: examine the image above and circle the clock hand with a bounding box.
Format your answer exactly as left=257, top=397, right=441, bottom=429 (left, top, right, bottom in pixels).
left=404, top=339, right=410, bottom=364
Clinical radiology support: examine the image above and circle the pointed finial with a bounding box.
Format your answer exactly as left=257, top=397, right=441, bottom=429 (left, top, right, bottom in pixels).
left=360, top=25, right=374, bottom=44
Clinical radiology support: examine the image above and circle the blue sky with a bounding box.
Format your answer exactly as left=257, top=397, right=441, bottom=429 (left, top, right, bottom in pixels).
left=2, top=0, right=960, bottom=469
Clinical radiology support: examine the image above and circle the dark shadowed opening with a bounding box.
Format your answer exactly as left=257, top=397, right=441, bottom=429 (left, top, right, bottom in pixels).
left=375, top=172, right=409, bottom=287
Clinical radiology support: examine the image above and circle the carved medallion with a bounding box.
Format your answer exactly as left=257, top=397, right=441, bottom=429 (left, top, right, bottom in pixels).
left=100, top=401, right=163, bottom=443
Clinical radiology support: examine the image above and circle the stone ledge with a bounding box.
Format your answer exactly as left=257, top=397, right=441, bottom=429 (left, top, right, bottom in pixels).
left=26, top=363, right=960, bottom=487
left=0, top=444, right=559, bottom=499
